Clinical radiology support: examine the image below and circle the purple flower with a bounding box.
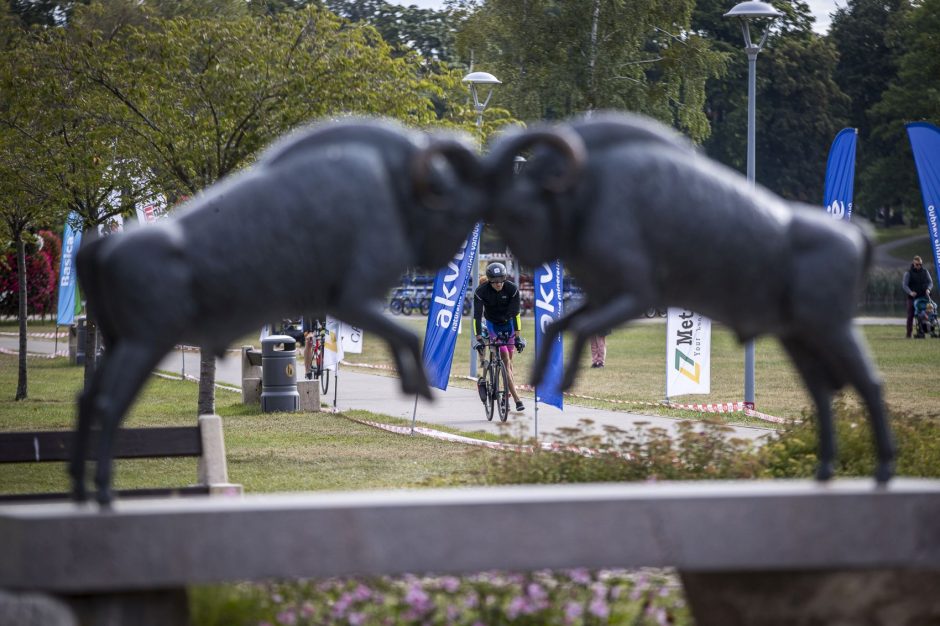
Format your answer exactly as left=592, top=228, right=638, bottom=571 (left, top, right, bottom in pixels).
left=331, top=593, right=353, bottom=619
left=348, top=611, right=366, bottom=625
left=526, top=582, right=547, bottom=602
left=565, top=601, right=583, bottom=621
left=439, top=576, right=461, bottom=593
left=353, top=584, right=372, bottom=602
left=655, top=607, right=670, bottom=625
left=588, top=597, right=610, bottom=619
left=275, top=609, right=297, bottom=625
left=463, top=594, right=479, bottom=609
left=271, top=593, right=284, bottom=604
left=506, top=595, right=531, bottom=619
left=568, top=569, right=592, bottom=585
left=301, top=602, right=315, bottom=618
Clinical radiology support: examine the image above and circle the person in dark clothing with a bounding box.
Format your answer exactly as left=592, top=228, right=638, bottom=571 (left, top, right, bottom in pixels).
left=473, top=262, right=526, bottom=412
left=903, top=256, right=934, bottom=338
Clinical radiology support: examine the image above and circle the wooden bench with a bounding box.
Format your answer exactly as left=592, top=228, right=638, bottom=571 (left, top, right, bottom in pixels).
left=0, top=415, right=241, bottom=503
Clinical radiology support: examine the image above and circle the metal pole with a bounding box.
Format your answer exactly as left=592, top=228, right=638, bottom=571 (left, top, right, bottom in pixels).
left=410, top=395, right=419, bottom=435
left=534, top=396, right=539, bottom=440
left=181, top=346, right=186, bottom=381
left=744, top=46, right=758, bottom=407
left=333, top=361, right=339, bottom=409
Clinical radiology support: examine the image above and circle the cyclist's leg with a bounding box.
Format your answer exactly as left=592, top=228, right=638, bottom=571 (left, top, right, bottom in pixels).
left=304, top=333, right=314, bottom=376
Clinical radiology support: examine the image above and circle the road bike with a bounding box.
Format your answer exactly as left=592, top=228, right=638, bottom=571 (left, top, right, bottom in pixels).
left=475, top=332, right=516, bottom=422
left=306, top=320, right=330, bottom=394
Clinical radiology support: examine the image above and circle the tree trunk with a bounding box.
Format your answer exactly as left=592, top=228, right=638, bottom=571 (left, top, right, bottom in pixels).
left=15, top=233, right=28, bottom=401
left=83, top=316, right=97, bottom=392
left=80, top=228, right=97, bottom=392
left=197, top=349, right=216, bottom=416
left=587, top=0, right=601, bottom=113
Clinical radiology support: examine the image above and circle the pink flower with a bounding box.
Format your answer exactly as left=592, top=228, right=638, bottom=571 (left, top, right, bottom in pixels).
left=348, top=611, right=366, bottom=625
left=275, top=609, right=297, bottom=625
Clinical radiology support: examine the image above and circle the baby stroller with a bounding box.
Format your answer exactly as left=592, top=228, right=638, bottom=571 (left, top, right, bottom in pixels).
left=913, top=297, right=939, bottom=338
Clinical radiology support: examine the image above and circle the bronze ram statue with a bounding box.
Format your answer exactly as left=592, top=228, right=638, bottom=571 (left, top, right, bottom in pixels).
left=484, top=112, right=895, bottom=484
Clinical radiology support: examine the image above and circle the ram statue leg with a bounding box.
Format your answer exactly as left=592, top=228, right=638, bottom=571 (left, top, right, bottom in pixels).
left=90, top=341, right=170, bottom=507
left=780, top=336, right=837, bottom=481
left=559, top=295, right=643, bottom=390
left=333, top=303, right=431, bottom=399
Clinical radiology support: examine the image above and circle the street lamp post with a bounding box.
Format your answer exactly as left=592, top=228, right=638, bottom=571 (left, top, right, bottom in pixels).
left=724, top=0, right=781, bottom=408
left=462, top=71, right=502, bottom=130
left=462, top=71, right=501, bottom=379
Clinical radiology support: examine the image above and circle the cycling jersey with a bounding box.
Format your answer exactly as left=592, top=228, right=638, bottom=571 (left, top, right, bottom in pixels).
left=473, top=280, right=521, bottom=336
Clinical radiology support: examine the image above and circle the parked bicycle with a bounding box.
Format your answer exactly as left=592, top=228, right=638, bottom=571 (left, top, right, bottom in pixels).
left=305, top=319, right=331, bottom=395
left=474, top=332, right=517, bottom=422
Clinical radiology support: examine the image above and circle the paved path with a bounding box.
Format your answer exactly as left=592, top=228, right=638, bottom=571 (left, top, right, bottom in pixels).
left=3, top=335, right=773, bottom=443
left=873, top=233, right=929, bottom=269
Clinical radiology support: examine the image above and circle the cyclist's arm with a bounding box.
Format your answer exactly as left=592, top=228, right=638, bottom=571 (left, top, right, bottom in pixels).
left=508, top=285, right=522, bottom=333
left=473, top=288, right=485, bottom=337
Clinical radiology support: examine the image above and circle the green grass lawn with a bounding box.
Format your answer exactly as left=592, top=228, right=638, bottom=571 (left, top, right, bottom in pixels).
left=872, top=224, right=928, bottom=245
left=0, top=356, right=493, bottom=497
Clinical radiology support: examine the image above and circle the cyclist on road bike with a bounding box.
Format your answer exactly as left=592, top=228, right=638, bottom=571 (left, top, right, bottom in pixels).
left=473, top=262, right=526, bottom=412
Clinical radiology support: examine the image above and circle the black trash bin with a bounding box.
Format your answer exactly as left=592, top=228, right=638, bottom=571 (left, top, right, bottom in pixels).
left=261, top=335, right=299, bottom=413
left=74, top=317, right=87, bottom=366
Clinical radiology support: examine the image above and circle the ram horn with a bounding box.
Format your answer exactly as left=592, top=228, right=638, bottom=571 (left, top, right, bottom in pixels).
left=411, top=138, right=483, bottom=211
left=485, top=126, right=587, bottom=193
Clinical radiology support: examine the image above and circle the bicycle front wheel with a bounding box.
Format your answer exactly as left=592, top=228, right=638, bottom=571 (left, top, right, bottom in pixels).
left=484, top=363, right=496, bottom=422
left=320, top=368, right=330, bottom=395
left=496, top=361, right=510, bottom=422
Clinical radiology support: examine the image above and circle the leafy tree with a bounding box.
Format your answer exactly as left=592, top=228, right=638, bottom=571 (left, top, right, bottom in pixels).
left=325, top=0, right=461, bottom=63
left=7, top=0, right=88, bottom=27
left=0, top=11, right=65, bottom=399
left=854, top=0, right=931, bottom=222
left=829, top=0, right=912, bottom=220
left=755, top=34, right=849, bottom=202
left=455, top=0, right=726, bottom=142
left=693, top=1, right=849, bottom=200
left=59, top=3, right=472, bottom=413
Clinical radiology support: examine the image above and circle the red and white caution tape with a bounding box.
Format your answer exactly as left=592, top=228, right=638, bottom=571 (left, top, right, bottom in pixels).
left=315, top=361, right=789, bottom=424
left=0, top=331, right=68, bottom=340
left=344, top=414, right=615, bottom=457
left=0, top=347, right=68, bottom=359
left=152, top=371, right=241, bottom=393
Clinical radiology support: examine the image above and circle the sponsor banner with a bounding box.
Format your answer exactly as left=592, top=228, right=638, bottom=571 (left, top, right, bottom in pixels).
left=421, top=223, right=482, bottom=391
left=534, top=260, right=564, bottom=409
left=135, top=196, right=168, bottom=225
left=665, top=308, right=711, bottom=397
left=823, top=128, right=858, bottom=220
left=323, top=316, right=344, bottom=371
left=56, top=213, right=82, bottom=325
left=340, top=323, right=363, bottom=354
left=907, top=123, right=940, bottom=273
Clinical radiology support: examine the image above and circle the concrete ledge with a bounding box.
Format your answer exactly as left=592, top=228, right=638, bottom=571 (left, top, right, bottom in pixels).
left=2, top=479, right=940, bottom=593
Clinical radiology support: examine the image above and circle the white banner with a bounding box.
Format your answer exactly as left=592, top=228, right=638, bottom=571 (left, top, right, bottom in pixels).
left=665, top=308, right=711, bottom=397
left=324, top=316, right=344, bottom=370
left=340, top=323, right=363, bottom=354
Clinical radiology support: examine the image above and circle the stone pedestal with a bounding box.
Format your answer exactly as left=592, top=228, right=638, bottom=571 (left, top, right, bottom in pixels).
left=64, top=589, right=189, bottom=626
left=240, top=345, right=262, bottom=405
left=680, top=569, right=940, bottom=626
left=298, top=380, right=320, bottom=412
left=242, top=377, right=261, bottom=405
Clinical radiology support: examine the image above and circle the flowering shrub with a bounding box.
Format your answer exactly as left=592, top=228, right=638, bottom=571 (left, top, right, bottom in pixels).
left=483, top=418, right=764, bottom=486
left=245, top=569, right=688, bottom=626
left=0, top=234, right=57, bottom=317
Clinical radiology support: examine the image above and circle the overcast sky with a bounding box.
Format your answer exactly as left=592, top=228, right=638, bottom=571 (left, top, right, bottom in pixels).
left=388, top=0, right=842, bottom=34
